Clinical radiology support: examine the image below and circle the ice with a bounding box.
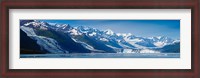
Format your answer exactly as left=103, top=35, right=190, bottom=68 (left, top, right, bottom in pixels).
left=32, top=36, right=67, bottom=53
left=20, top=26, right=37, bottom=36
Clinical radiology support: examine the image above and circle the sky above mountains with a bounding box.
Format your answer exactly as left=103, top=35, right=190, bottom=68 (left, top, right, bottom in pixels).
left=40, top=20, right=180, bottom=39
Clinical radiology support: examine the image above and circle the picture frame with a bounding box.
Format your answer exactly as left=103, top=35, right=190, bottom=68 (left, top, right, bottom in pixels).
left=1, top=0, right=199, bottom=78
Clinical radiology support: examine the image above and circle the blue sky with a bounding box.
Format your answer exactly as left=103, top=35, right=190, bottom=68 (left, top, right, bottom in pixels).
left=40, top=20, right=180, bottom=39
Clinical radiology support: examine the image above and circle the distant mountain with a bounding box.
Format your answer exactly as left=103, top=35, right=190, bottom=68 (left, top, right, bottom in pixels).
left=20, top=20, right=180, bottom=54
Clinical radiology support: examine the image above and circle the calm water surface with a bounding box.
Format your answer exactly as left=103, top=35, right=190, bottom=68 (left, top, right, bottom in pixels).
left=20, top=53, right=180, bottom=58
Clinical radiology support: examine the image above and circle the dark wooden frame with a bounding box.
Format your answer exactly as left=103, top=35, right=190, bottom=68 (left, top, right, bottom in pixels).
left=1, top=0, right=199, bottom=78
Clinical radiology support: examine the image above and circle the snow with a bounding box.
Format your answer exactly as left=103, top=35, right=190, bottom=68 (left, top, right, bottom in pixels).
left=124, top=37, right=146, bottom=49
left=116, top=33, right=121, bottom=36
left=126, top=41, right=146, bottom=49
left=125, top=38, right=142, bottom=42
left=106, top=44, right=119, bottom=49
left=116, top=40, right=121, bottom=43
left=88, top=32, right=96, bottom=36
left=133, top=38, right=143, bottom=42
left=62, top=26, right=67, bottom=29
left=77, top=26, right=92, bottom=33
left=116, top=33, right=131, bottom=37
left=126, top=33, right=132, bottom=37
left=32, top=21, right=41, bottom=27
left=118, top=43, right=132, bottom=48
left=55, top=24, right=61, bottom=27
left=100, top=38, right=109, bottom=42
left=69, top=29, right=81, bottom=35
left=81, top=26, right=90, bottom=30
left=40, top=26, right=48, bottom=30
left=20, top=26, right=37, bottom=36
left=173, top=39, right=180, bottom=43
left=62, top=24, right=69, bottom=29
left=117, top=33, right=123, bottom=36
left=23, top=21, right=50, bottom=30
left=154, top=42, right=165, bottom=47
left=48, top=23, right=57, bottom=26
left=104, top=29, right=114, bottom=35
left=81, top=43, right=94, bottom=50
left=71, top=38, right=96, bottom=50
left=33, top=36, right=67, bottom=53
left=157, top=36, right=162, bottom=39
left=24, top=22, right=32, bottom=26
left=74, top=40, right=95, bottom=50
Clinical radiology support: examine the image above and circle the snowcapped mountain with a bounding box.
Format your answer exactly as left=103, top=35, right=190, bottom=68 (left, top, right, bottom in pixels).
left=148, top=36, right=175, bottom=47
left=104, top=29, right=114, bottom=35
left=20, top=20, right=180, bottom=54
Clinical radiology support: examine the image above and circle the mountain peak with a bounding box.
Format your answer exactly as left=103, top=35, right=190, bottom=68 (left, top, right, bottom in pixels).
left=157, top=36, right=169, bottom=39
left=78, top=26, right=91, bottom=30
left=116, top=33, right=133, bottom=37
left=61, top=24, right=70, bottom=30
left=22, top=20, right=49, bottom=30
left=104, top=29, right=114, bottom=35
left=69, top=28, right=82, bottom=35
left=156, top=36, right=162, bottom=39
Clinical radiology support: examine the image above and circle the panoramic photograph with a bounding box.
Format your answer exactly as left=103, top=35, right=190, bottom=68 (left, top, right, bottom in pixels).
left=20, top=20, right=180, bottom=58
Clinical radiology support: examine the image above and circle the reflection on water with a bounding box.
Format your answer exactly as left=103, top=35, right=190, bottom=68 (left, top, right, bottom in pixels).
left=20, top=53, right=180, bottom=58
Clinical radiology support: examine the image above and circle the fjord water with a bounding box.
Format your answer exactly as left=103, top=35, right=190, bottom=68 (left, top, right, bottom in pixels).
left=20, top=53, right=180, bottom=58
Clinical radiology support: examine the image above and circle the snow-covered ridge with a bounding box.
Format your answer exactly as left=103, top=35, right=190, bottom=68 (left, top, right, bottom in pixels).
left=35, top=20, right=178, bottom=48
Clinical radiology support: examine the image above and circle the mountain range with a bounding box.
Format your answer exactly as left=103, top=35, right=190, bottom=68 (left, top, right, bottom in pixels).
left=20, top=20, right=180, bottom=54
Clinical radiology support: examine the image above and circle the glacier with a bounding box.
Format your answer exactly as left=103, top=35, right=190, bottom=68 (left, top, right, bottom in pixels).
left=20, top=26, right=66, bottom=53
